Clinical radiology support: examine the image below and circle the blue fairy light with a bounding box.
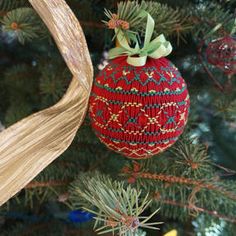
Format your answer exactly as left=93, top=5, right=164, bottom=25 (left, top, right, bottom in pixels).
left=68, top=210, right=94, bottom=223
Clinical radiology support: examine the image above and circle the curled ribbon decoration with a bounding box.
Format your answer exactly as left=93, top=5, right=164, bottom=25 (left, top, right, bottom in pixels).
left=0, top=0, right=93, bottom=205
left=109, top=12, right=173, bottom=67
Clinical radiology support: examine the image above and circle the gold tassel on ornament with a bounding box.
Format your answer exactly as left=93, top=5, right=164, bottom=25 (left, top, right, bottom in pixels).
left=0, top=0, right=93, bottom=205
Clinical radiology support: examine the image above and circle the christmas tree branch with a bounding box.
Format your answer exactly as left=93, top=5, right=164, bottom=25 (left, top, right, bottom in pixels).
left=139, top=172, right=236, bottom=201
left=120, top=138, right=236, bottom=224
left=69, top=172, right=162, bottom=235
left=25, top=180, right=71, bottom=189
left=0, top=0, right=29, bottom=11
left=122, top=161, right=236, bottom=203
left=156, top=197, right=236, bottom=224
left=190, top=1, right=234, bottom=38
left=1, top=7, right=47, bottom=44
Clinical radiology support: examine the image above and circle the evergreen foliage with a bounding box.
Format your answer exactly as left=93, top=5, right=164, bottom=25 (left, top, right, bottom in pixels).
left=0, top=0, right=236, bottom=235
left=70, top=173, right=162, bottom=235
left=1, top=7, right=46, bottom=44
left=0, top=0, right=29, bottom=11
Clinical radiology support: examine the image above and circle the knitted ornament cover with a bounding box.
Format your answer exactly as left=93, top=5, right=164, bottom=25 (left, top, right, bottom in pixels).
left=89, top=56, right=189, bottom=159
left=89, top=3, right=190, bottom=159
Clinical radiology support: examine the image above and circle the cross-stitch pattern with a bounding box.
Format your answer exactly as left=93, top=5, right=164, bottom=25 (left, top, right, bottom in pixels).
left=89, top=56, right=190, bottom=159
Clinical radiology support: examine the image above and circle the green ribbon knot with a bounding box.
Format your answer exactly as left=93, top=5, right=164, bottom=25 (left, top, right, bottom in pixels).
left=108, top=13, right=172, bottom=67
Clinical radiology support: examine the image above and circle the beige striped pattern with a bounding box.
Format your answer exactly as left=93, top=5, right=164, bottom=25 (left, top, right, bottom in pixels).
left=0, top=0, right=93, bottom=205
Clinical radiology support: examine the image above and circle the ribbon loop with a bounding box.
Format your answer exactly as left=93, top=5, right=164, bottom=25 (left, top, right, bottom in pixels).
left=108, top=12, right=172, bottom=66
left=127, top=55, right=147, bottom=67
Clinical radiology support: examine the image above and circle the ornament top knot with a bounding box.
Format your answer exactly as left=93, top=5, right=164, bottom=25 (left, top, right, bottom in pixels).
left=89, top=1, right=190, bottom=159
left=105, top=6, right=172, bottom=67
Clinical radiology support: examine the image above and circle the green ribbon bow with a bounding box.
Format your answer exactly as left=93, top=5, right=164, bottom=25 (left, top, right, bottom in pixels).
left=108, top=12, right=172, bottom=66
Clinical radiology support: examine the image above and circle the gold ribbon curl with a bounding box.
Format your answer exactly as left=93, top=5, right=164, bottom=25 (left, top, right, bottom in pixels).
left=0, top=0, right=93, bottom=205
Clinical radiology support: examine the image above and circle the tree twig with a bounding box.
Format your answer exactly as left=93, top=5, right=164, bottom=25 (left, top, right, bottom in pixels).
left=139, top=172, right=236, bottom=201
left=155, top=196, right=236, bottom=224
left=25, top=180, right=71, bottom=189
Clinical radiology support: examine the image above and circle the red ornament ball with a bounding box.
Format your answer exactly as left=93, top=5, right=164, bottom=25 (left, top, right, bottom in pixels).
left=89, top=56, right=190, bottom=159
left=206, top=36, right=236, bottom=75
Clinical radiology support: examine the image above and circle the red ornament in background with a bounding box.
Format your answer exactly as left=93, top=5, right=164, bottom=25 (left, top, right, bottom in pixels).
left=206, top=36, right=236, bottom=75
left=89, top=56, right=190, bottom=159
